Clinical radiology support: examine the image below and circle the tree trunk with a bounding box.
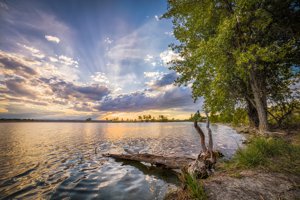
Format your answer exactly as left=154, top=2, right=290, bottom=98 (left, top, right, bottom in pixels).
left=249, top=69, right=269, bottom=134
left=246, top=99, right=259, bottom=128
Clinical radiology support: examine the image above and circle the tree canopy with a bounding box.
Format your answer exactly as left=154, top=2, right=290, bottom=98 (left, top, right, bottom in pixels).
left=163, top=0, right=300, bottom=133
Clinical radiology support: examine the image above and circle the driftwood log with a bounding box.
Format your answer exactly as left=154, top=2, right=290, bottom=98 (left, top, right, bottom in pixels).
left=104, top=110, right=217, bottom=178
left=187, top=111, right=216, bottom=178
left=103, top=153, right=195, bottom=169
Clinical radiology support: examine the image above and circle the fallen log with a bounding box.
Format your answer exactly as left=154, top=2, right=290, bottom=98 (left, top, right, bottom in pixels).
left=104, top=110, right=218, bottom=178
left=103, top=153, right=195, bottom=169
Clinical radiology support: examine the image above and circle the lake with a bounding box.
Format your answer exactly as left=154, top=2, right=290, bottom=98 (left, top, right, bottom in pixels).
left=0, top=122, right=244, bottom=199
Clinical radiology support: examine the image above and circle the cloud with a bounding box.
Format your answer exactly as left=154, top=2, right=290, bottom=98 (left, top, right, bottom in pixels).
left=97, top=86, right=194, bottom=112
left=45, top=35, right=60, bottom=43
left=144, top=71, right=177, bottom=89
left=160, top=48, right=183, bottom=66
left=152, top=72, right=177, bottom=87
left=4, top=76, right=37, bottom=98
left=102, top=18, right=172, bottom=91
left=144, top=54, right=157, bottom=66
left=144, top=71, right=162, bottom=79
left=58, top=55, right=78, bottom=67
left=21, top=44, right=45, bottom=59
left=7, top=97, right=49, bottom=106
left=0, top=50, right=79, bottom=82
left=41, top=77, right=110, bottom=102
left=144, top=54, right=154, bottom=62
left=91, top=72, right=110, bottom=85
left=49, top=56, right=58, bottom=62
left=0, top=50, right=38, bottom=78
left=0, top=50, right=111, bottom=115
left=164, top=31, right=174, bottom=37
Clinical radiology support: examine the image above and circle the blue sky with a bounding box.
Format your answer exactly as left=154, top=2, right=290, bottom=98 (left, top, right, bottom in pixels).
left=0, top=0, right=201, bottom=119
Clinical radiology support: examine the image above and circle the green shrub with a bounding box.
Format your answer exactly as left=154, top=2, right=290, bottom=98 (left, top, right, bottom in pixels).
left=228, top=137, right=300, bottom=174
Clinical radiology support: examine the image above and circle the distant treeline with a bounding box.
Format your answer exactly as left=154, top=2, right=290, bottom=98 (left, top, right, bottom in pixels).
left=105, top=115, right=192, bottom=122
left=0, top=117, right=193, bottom=123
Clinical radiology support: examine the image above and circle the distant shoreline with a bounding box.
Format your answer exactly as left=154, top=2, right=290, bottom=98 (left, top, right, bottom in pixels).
left=0, top=119, right=192, bottom=123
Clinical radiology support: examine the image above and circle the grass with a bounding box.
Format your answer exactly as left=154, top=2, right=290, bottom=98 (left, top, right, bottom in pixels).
left=165, top=135, right=300, bottom=200
left=222, top=136, right=300, bottom=174
left=179, top=172, right=207, bottom=200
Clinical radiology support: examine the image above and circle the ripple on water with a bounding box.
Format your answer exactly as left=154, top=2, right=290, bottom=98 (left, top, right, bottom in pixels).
left=0, top=122, right=244, bottom=199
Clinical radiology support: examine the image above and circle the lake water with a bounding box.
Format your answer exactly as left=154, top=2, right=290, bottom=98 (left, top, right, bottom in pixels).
left=0, top=122, right=244, bottom=200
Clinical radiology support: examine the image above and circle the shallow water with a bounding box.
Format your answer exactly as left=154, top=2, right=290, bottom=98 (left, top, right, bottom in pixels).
left=0, top=122, right=244, bottom=199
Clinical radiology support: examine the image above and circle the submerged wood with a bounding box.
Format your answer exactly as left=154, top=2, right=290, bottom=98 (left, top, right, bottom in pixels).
left=103, top=153, right=195, bottom=169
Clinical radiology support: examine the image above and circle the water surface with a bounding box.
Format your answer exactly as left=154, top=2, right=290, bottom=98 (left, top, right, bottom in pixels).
left=0, top=122, right=244, bottom=199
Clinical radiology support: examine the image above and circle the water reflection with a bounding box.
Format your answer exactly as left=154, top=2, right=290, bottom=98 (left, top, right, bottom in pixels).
left=0, top=122, right=244, bottom=199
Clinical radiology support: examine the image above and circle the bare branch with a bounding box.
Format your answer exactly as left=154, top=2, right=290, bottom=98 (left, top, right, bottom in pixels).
left=205, top=111, right=213, bottom=156
left=194, top=110, right=207, bottom=153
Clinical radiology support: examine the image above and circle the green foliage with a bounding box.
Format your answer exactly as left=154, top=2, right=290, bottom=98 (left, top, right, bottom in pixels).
left=225, top=137, right=300, bottom=174
left=232, top=108, right=249, bottom=126
left=163, top=0, right=300, bottom=128
left=179, top=172, right=207, bottom=200
left=206, top=107, right=249, bottom=126
left=268, top=100, right=300, bottom=128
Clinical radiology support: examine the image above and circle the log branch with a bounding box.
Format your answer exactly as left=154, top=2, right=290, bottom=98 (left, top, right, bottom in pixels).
left=194, top=110, right=207, bottom=153
left=103, top=153, right=194, bottom=169
left=205, top=111, right=216, bottom=163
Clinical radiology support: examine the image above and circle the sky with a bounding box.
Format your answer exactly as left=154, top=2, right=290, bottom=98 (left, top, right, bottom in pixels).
left=0, top=0, right=202, bottom=120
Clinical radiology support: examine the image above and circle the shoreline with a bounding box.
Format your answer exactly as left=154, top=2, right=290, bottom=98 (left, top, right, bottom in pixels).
left=164, top=128, right=300, bottom=200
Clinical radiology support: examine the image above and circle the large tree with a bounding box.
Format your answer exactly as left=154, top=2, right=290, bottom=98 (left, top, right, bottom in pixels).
left=163, top=0, right=300, bottom=134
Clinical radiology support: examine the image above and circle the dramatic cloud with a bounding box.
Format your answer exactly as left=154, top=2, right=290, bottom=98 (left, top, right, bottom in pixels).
left=40, top=77, right=110, bottom=102
left=0, top=50, right=38, bottom=78
left=98, top=86, right=193, bottom=112
left=0, top=50, right=110, bottom=115
left=45, top=35, right=60, bottom=43
left=152, top=72, right=177, bottom=88
left=4, top=76, right=37, bottom=98
left=0, top=0, right=197, bottom=119
left=144, top=71, right=177, bottom=89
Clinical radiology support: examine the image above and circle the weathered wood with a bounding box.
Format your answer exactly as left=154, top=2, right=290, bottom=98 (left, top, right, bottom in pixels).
left=205, top=111, right=216, bottom=163
left=194, top=121, right=207, bottom=153
left=187, top=110, right=217, bottom=177
left=104, top=110, right=217, bottom=179
left=103, top=153, right=195, bottom=169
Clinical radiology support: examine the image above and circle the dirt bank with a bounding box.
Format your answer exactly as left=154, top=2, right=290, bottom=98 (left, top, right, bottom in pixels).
left=204, top=170, right=300, bottom=200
